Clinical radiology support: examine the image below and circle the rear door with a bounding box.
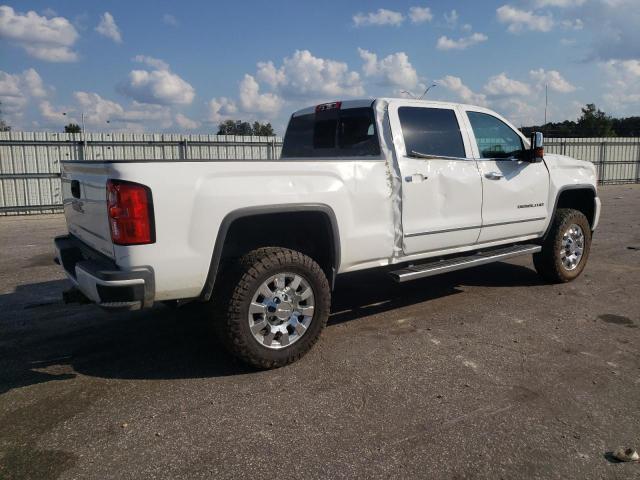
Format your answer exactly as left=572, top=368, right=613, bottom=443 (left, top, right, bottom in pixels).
left=388, top=101, right=483, bottom=254
left=461, top=109, right=549, bottom=243
left=61, top=162, right=115, bottom=258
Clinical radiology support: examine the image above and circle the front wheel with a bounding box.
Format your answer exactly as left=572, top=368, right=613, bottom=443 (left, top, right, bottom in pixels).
left=211, top=247, right=331, bottom=369
left=533, top=208, right=592, bottom=283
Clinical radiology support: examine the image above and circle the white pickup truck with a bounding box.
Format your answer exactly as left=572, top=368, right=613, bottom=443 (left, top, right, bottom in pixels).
left=55, top=98, right=601, bottom=368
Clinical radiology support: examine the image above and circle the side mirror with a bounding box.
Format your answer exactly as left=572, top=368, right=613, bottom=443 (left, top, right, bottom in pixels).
left=530, top=132, right=544, bottom=162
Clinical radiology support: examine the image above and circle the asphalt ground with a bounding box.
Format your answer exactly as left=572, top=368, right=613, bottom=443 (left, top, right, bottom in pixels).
left=1, top=184, right=639, bottom=479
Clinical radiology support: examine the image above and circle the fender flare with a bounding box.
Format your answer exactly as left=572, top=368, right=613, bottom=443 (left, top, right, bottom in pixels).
left=542, top=184, right=597, bottom=239
left=199, top=203, right=341, bottom=301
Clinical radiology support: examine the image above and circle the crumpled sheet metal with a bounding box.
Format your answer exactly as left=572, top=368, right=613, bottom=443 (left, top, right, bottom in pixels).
left=374, top=99, right=405, bottom=256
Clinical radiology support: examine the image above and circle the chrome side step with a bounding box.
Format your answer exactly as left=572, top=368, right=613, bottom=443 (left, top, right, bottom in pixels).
left=390, top=244, right=542, bottom=283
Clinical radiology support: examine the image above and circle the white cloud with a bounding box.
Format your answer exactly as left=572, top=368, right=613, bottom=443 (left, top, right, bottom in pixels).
left=535, top=0, right=585, bottom=7
left=437, top=75, right=488, bottom=106
left=409, top=7, right=433, bottom=24
left=0, top=5, right=79, bottom=62
left=579, top=0, right=640, bottom=61
left=358, top=48, right=419, bottom=90
left=353, top=8, right=404, bottom=27
left=277, top=50, right=364, bottom=98
left=175, top=113, right=199, bottom=129
left=444, top=9, right=459, bottom=27
left=162, top=14, right=178, bottom=27
left=207, top=97, right=238, bottom=123
left=95, top=12, right=122, bottom=43
left=496, top=5, right=553, bottom=33
left=73, top=91, right=172, bottom=130
left=238, top=74, right=283, bottom=114
left=0, top=68, right=47, bottom=119
left=529, top=68, right=576, bottom=93
left=118, top=58, right=195, bottom=105
left=484, top=73, right=532, bottom=96
left=133, top=55, right=169, bottom=71
left=601, top=59, right=640, bottom=115
left=436, top=32, right=488, bottom=50
left=561, top=18, right=583, bottom=30
left=257, top=61, right=287, bottom=88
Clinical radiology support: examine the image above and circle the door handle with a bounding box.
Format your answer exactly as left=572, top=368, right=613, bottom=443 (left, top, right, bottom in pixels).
left=485, top=172, right=504, bottom=180
left=405, top=173, right=428, bottom=183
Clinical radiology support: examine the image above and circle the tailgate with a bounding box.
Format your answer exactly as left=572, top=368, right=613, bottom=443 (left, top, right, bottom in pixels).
left=61, top=162, right=115, bottom=258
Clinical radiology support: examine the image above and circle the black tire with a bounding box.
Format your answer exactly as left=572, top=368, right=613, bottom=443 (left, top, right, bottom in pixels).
left=210, top=247, right=330, bottom=369
left=533, top=208, right=592, bottom=283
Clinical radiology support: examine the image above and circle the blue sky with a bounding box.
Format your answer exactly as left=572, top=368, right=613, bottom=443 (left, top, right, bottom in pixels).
left=1, top=0, right=639, bottom=134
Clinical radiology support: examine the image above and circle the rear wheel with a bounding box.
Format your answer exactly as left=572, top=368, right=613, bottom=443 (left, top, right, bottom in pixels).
left=211, top=247, right=330, bottom=369
left=533, top=208, right=591, bottom=283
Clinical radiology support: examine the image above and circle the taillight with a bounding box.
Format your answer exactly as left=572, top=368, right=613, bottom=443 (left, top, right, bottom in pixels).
left=106, top=180, right=155, bottom=245
left=316, top=101, right=341, bottom=112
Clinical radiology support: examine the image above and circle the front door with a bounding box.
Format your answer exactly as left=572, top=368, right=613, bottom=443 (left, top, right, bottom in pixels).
left=388, top=102, right=483, bottom=255
left=461, top=109, right=549, bottom=244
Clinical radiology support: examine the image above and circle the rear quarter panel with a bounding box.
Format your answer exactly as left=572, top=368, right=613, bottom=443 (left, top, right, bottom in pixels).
left=106, top=159, right=396, bottom=301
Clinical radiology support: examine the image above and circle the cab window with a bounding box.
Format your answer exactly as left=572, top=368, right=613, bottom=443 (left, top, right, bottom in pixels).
left=467, top=111, right=524, bottom=159
left=398, top=107, right=466, bottom=159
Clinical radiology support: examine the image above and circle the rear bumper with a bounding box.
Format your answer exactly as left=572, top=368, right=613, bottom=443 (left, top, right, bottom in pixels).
left=54, top=235, right=154, bottom=310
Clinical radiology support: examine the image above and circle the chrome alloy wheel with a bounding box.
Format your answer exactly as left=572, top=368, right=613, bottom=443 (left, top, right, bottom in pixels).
left=248, top=272, right=315, bottom=349
left=560, top=223, right=585, bottom=271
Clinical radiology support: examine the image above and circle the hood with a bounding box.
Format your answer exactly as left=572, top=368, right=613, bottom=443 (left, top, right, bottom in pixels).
left=544, top=153, right=598, bottom=187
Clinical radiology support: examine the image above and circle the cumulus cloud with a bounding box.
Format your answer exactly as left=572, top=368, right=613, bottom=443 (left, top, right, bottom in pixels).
left=207, top=97, right=238, bottom=123
left=274, top=50, right=364, bottom=98
left=496, top=5, right=553, bottom=33
left=0, top=68, right=47, bottom=119
left=238, top=74, right=283, bottom=114
left=484, top=73, right=532, bottom=96
left=529, top=68, right=576, bottom=93
left=601, top=59, right=640, bottom=115
left=437, top=75, right=488, bottom=106
left=0, top=5, right=79, bottom=61
left=73, top=91, right=172, bottom=130
left=436, top=32, right=488, bottom=50
left=409, top=7, right=433, bottom=24
left=118, top=57, right=195, bottom=105
left=133, top=55, right=169, bottom=71
left=175, top=113, right=199, bottom=129
left=353, top=8, right=404, bottom=27
left=256, top=61, right=287, bottom=89
left=95, top=12, right=122, bottom=43
left=358, top=48, right=420, bottom=91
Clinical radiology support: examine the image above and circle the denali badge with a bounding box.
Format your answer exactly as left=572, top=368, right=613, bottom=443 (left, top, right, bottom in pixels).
left=517, top=202, right=544, bottom=209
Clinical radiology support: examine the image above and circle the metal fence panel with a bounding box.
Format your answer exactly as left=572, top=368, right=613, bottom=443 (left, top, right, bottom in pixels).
left=0, top=132, right=637, bottom=215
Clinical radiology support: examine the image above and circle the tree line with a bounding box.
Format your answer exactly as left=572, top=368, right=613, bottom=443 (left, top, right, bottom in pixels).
left=521, top=104, right=640, bottom=137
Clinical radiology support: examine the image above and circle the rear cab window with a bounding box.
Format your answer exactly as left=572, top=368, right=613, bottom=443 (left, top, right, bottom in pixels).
left=281, top=105, right=381, bottom=158
left=398, top=107, right=466, bottom=159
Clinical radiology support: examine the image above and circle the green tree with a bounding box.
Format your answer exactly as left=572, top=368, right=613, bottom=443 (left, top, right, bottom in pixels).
left=576, top=104, right=615, bottom=137
left=64, top=123, right=82, bottom=133
left=0, top=101, right=11, bottom=132
left=217, top=119, right=275, bottom=136
left=252, top=121, right=274, bottom=136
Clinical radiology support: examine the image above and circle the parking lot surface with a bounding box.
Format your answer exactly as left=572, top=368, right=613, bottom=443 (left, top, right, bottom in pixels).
left=1, top=185, right=639, bottom=479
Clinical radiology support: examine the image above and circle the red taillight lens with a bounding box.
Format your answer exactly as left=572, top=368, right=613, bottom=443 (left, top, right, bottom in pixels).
left=106, top=180, right=154, bottom=245
left=315, top=101, right=341, bottom=112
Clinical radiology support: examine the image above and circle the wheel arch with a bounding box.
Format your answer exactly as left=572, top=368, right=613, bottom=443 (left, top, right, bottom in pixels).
left=199, top=204, right=341, bottom=301
left=543, top=184, right=597, bottom=239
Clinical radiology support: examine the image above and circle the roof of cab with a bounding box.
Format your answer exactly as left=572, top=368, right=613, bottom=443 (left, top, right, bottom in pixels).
left=291, top=98, right=490, bottom=117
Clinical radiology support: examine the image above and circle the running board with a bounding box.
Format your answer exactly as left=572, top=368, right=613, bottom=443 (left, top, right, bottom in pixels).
left=390, top=244, right=541, bottom=283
